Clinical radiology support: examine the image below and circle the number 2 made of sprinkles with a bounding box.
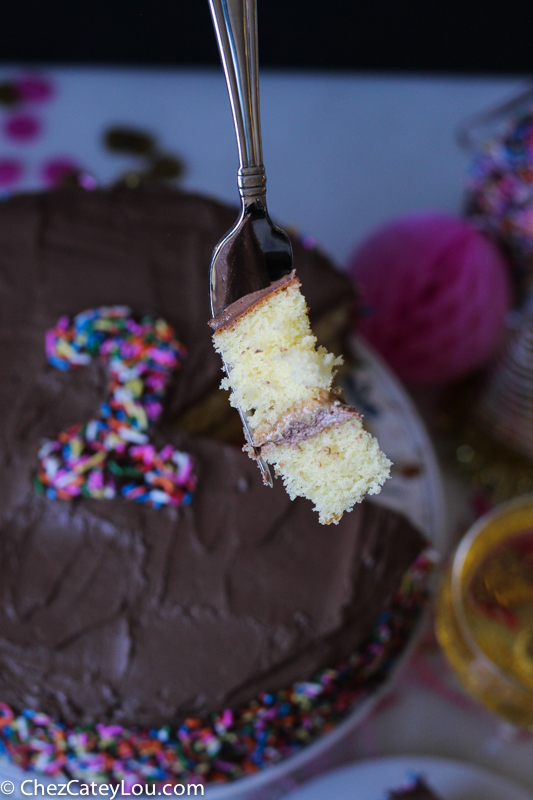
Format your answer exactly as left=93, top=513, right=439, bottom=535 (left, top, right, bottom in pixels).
left=35, top=306, right=196, bottom=508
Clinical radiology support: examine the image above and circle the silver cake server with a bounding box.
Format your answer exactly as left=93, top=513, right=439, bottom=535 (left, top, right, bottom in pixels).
left=208, top=0, right=293, bottom=487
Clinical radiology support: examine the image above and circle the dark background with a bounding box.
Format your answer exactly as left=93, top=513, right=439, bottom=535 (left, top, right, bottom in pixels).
left=1, top=0, right=532, bottom=74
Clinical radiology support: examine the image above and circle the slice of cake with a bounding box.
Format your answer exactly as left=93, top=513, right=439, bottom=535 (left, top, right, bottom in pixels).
left=388, top=776, right=442, bottom=799
left=210, top=270, right=391, bottom=524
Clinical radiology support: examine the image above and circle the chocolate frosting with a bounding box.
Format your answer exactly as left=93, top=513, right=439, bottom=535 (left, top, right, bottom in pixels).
left=0, top=186, right=425, bottom=726
left=208, top=271, right=298, bottom=332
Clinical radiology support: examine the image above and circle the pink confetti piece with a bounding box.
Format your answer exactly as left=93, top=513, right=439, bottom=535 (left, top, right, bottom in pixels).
left=4, top=113, right=42, bottom=142
left=0, top=158, right=23, bottom=187
left=41, top=157, right=79, bottom=187
left=15, top=75, right=55, bottom=104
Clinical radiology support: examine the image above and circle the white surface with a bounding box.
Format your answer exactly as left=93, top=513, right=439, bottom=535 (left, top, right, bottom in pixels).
left=283, top=756, right=533, bottom=800
left=0, top=67, right=527, bottom=266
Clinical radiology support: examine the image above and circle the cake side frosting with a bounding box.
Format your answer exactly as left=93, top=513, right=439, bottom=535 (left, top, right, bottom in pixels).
left=209, top=271, right=390, bottom=523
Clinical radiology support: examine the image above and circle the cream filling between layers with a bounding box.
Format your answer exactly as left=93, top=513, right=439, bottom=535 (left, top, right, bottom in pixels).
left=250, top=391, right=361, bottom=454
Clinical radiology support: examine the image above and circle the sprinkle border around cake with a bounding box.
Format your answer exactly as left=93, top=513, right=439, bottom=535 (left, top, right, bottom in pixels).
left=0, top=553, right=433, bottom=788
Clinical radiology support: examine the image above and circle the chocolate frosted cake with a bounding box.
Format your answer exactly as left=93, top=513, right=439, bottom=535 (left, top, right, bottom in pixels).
left=0, top=187, right=430, bottom=785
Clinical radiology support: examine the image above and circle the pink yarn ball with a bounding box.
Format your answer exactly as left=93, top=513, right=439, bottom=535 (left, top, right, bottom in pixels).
left=347, top=213, right=512, bottom=384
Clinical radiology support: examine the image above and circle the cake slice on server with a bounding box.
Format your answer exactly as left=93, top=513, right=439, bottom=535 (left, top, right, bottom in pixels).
left=209, top=269, right=391, bottom=524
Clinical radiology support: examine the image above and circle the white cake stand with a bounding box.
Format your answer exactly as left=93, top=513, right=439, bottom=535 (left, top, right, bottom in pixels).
left=0, top=337, right=446, bottom=800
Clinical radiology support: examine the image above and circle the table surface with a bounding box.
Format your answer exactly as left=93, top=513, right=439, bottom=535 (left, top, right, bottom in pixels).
left=1, top=66, right=532, bottom=795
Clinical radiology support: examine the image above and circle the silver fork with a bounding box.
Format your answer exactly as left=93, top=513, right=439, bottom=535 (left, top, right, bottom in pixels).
left=208, top=0, right=293, bottom=487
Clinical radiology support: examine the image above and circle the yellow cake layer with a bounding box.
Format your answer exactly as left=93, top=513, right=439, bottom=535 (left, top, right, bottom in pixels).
left=212, top=273, right=390, bottom=523
left=262, top=417, right=391, bottom=524
left=213, top=277, right=341, bottom=431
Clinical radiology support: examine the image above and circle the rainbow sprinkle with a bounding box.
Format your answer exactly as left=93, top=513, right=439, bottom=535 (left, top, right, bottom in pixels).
left=35, top=307, right=196, bottom=508
left=0, top=553, right=433, bottom=787
left=466, top=113, right=533, bottom=256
